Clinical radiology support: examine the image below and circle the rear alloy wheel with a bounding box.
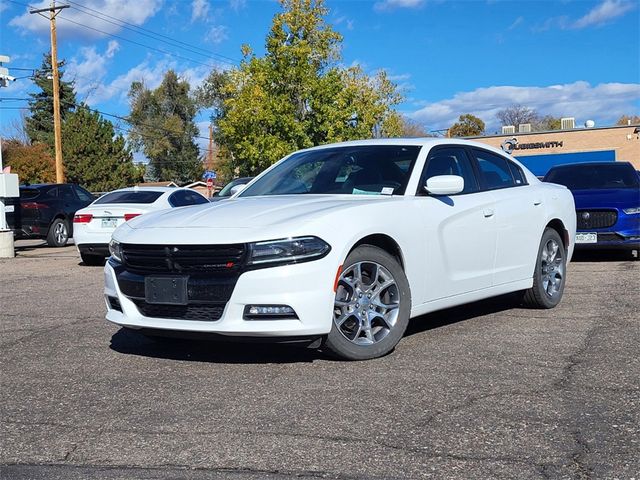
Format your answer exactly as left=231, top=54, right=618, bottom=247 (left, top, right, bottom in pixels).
left=523, top=228, right=566, bottom=309
left=324, top=245, right=411, bottom=360
left=46, top=218, right=70, bottom=247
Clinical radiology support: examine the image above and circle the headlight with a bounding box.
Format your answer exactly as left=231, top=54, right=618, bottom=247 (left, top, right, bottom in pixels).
left=109, top=239, right=123, bottom=263
left=247, top=236, right=330, bottom=266
left=622, top=207, right=640, bottom=214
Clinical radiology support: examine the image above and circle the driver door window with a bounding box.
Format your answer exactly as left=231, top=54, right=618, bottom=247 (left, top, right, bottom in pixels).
left=419, top=147, right=479, bottom=194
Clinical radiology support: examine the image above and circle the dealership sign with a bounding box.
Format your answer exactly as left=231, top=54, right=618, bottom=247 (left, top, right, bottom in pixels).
left=501, top=137, right=564, bottom=154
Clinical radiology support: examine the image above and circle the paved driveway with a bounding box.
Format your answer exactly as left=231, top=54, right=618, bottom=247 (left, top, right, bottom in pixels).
left=1, top=245, right=638, bottom=479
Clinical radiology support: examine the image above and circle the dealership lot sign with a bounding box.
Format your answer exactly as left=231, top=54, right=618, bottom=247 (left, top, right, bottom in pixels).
left=502, top=137, right=564, bottom=153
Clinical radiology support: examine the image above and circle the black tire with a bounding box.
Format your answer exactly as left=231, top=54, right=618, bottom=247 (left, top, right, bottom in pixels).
left=323, top=245, right=411, bottom=360
left=46, top=218, right=70, bottom=247
left=523, top=228, right=567, bottom=309
left=81, top=253, right=105, bottom=266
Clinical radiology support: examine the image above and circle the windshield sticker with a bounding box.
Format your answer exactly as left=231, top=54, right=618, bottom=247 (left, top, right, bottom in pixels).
left=352, top=188, right=381, bottom=196
left=381, top=187, right=394, bottom=195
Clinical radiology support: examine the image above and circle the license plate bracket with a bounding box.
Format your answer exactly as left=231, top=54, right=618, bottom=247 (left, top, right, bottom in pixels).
left=576, top=232, right=597, bottom=244
left=145, top=276, right=188, bottom=305
left=101, top=217, right=118, bottom=228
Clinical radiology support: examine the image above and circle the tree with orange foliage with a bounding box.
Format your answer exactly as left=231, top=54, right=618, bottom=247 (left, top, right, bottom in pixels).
left=1, top=139, right=56, bottom=184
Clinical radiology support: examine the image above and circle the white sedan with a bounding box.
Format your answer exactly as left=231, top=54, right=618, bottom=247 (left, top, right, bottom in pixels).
left=74, top=186, right=208, bottom=265
left=104, top=139, right=576, bottom=360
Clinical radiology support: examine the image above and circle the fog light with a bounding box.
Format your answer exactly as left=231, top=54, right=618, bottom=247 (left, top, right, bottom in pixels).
left=244, top=305, right=298, bottom=320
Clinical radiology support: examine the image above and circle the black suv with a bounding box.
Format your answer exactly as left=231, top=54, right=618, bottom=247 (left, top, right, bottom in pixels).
left=6, top=183, right=95, bottom=247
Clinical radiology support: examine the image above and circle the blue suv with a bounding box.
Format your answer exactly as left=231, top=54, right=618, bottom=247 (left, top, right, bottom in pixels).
left=544, top=162, right=640, bottom=255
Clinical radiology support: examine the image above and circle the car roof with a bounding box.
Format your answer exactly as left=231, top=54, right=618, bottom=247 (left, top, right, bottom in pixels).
left=298, top=137, right=516, bottom=158
left=547, top=161, right=632, bottom=169
left=105, top=186, right=188, bottom=194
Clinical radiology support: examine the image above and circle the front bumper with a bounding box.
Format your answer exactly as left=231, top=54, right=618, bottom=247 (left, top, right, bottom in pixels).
left=103, top=258, right=336, bottom=337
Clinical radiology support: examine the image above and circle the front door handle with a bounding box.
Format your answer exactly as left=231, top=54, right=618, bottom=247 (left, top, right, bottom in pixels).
left=534, top=199, right=542, bottom=206
left=483, top=208, right=494, bottom=218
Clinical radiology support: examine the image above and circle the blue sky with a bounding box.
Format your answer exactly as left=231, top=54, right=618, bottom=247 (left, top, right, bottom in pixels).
left=1, top=0, right=639, bottom=152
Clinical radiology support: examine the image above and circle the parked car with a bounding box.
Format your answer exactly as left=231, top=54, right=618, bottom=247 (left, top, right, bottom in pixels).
left=6, top=183, right=94, bottom=247
left=74, top=186, right=209, bottom=265
left=104, top=139, right=576, bottom=360
left=543, top=162, right=640, bottom=254
left=209, top=177, right=254, bottom=202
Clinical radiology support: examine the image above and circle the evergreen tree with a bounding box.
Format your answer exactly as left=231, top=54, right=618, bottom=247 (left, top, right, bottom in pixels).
left=25, top=53, right=77, bottom=149
left=128, top=71, right=203, bottom=184
left=62, top=106, right=143, bottom=191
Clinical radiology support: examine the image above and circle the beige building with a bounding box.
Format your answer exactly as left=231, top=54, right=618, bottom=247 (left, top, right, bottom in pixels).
left=469, top=124, right=640, bottom=176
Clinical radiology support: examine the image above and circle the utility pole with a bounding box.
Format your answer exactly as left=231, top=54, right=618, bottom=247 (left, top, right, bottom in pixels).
left=30, top=1, right=69, bottom=184
left=208, top=123, right=214, bottom=171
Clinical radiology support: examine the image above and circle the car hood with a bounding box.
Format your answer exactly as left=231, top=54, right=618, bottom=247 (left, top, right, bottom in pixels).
left=126, top=194, right=396, bottom=230
left=571, top=188, right=640, bottom=209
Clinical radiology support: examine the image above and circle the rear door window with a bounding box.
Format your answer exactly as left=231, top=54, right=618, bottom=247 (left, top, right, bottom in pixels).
left=473, top=149, right=516, bottom=190
left=74, top=186, right=94, bottom=203
left=94, top=191, right=164, bottom=204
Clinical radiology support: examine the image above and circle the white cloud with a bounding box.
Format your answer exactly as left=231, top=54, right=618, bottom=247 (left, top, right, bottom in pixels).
left=572, top=0, right=636, bottom=28
left=409, top=82, right=640, bottom=131
left=71, top=57, right=214, bottom=106
left=374, top=0, right=424, bottom=12
left=105, top=40, right=120, bottom=58
left=191, top=0, right=210, bottom=22
left=508, top=16, right=524, bottom=30
left=229, top=0, right=247, bottom=12
left=9, top=0, right=162, bottom=38
left=533, top=0, right=636, bottom=31
left=205, top=25, right=229, bottom=45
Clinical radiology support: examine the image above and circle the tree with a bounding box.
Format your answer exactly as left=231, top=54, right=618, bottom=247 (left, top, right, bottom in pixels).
left=616, top=114, right=640, bottom=125
left=25, top=53, right=77, bottom=149
left=496, top=104, right=538, bottom=128
left=128, top=71, right=203, bottom=183
left=198, top=0, right=404, bottom=176
left=1, top=139, right=56, bottom=184
left=534, top=115, right=561, bottom=131
left=392, top=117, right=430, bottom=138
left=62, top=106, right=143, bottom=191
left=448, top=114, right=485, bottom=137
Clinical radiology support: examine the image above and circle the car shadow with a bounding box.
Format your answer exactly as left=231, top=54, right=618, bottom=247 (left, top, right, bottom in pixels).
left=404, top=292, right=523, bottom=338
left=110, top=293, right=524, bottom=364
left=571, top=249, right=637, bottom=262
left=109, top=328, right=326, bottom=364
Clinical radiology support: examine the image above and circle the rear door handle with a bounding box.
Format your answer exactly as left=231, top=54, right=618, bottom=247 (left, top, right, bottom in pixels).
left=483, top=208, right=494, bottom=218
left=534, top=199, right=542, bottom=206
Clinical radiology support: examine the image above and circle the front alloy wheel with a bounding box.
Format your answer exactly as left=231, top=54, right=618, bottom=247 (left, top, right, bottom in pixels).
left=334, top=261, right=399, bottom=345
left=324, top=245, right=411, bottom=360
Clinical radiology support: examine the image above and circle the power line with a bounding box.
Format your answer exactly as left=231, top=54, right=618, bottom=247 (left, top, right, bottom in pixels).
left=65, top=0, right=239, bottom=65
left=6, top=0, right=235, bottom=69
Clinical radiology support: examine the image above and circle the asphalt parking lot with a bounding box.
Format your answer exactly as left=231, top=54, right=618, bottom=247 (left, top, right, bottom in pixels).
left=1, top=242, right=639, bottom=479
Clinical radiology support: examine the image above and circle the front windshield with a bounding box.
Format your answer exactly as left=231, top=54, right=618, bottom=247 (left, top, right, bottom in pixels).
left=545, top=164, right=639, bottom=190
left=239, top=145, right=421, bottom=197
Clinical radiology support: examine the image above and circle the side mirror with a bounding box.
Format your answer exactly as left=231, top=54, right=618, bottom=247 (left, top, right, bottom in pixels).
left=230, top=184, right=247, bottom=196
left=424, top=175, right=464, bottom=196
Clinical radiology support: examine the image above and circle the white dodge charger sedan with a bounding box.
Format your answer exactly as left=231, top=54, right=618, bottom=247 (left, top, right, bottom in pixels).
left=104, top=139, right=576, bottom=360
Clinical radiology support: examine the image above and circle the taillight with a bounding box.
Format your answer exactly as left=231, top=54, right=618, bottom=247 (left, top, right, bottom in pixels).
left=22, top=202, right=49, bottom=209
left=74, top=214, right=93, bottom=223
left=124, top=213, right=141, bottom=221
